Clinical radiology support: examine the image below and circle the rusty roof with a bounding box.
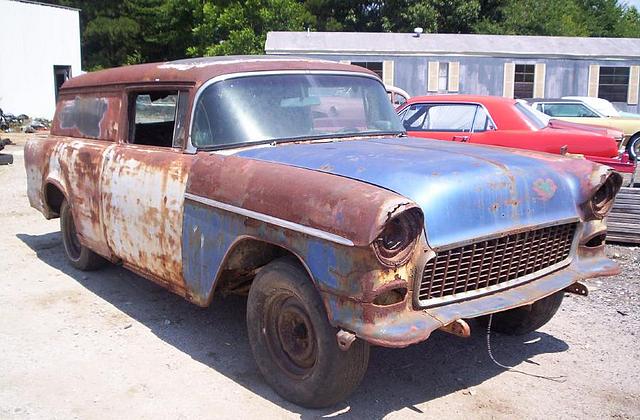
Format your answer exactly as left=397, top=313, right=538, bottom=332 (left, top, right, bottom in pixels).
left=62, top=55, right=376, bottom=91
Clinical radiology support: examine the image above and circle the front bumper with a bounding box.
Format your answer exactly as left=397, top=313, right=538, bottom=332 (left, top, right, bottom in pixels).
left=322, top=250, right=619, bottom=348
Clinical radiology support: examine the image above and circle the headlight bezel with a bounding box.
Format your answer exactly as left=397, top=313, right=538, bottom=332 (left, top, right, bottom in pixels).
left=372, top=208, right=423, bottom=267
left=583, top=172, right=622, bottom=219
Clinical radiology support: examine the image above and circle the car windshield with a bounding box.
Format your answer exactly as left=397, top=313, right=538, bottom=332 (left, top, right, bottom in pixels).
left=515, top=101, right=549, bottom=130
left=563, top=97, right=617, bottom=117
left=191, top=74, right=404, bottom=148
left=540, top=103, right=601, bottom=118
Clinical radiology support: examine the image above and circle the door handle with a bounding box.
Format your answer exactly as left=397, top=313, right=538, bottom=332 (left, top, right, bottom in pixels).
left=452, top=135, right=470, bottom=142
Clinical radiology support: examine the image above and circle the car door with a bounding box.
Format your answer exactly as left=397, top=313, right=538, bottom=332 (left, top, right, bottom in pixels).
left=101, top=87, right=194, bottom=292
left=400, top=102, right=484, bottom=143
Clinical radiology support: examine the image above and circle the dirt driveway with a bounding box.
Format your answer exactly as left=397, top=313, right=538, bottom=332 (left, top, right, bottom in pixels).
left=1, top=133, right=639, bottom=419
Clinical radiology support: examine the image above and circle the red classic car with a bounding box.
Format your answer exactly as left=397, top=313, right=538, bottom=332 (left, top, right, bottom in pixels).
left=397, top=95, right=636, bottom=185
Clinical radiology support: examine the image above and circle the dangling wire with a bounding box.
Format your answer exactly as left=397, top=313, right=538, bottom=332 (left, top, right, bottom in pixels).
left=486, top=314, right=567, bottom=383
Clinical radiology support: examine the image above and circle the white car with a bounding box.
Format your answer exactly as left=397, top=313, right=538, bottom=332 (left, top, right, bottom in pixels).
left=563, top=96, right=640, bottom=119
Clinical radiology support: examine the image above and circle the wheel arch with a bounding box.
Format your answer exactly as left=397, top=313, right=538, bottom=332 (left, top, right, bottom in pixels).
left=204, top=236, right=317, bottom=305
left=43, top=179, right=67, bottom=217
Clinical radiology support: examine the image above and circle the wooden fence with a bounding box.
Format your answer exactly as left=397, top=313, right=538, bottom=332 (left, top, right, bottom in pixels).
left=607, top=187, right=640, bottom=244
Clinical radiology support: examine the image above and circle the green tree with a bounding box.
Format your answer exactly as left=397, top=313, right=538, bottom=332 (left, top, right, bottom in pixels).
left=472, top=0, right=640, bottom=37
left=43, top=0, right=640, bottom=69
left=83, top=15, right=141, bottom=68
left=189, top=0, right=314, bottom=56
left=48, top=0, right=199, bottom=69
left=49, top=1, right=139, bottom=69
left=616, top=5, right=640, bottom=36
left=303, top=0, right=481, bottom=33
left=127, top=0, right=201, bottom=63
left=578, top=0, right=625, bottom=36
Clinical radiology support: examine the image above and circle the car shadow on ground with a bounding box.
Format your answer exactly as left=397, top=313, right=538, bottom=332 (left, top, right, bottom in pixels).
left=18, top=231, right=570, bottom=419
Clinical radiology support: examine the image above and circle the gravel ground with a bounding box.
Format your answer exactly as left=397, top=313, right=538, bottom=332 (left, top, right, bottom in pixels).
left=1, top=133, right=639, bottom=419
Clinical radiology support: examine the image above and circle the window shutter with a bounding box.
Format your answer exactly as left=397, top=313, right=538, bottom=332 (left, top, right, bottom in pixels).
left=427, top=61, right=439, bottom=92
left=628, top=65, right=639, bottom=105
left=533, top=63, right=546, bottom=98
left=588, top=65, right=600, bottom=97
left=383, top=60, right=394, bottom=85
left=448, top=62, right=460, bottom=92
left=503, top=63, right=515, bottom=98
left=339, top=60, right=351, bottom=65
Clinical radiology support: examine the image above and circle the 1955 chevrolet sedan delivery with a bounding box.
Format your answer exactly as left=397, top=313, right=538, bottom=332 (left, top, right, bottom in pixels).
left=25, top=56, right=622, bottom=407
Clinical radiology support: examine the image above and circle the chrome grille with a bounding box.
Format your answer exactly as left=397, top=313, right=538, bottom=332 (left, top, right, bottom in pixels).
left=417, top=223, right=576, bottom=305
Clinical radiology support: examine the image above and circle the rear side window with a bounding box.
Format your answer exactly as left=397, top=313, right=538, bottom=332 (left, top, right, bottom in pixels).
left=129, top=91, right=181, bottom=148
left=401, top=104, right=478, bottom=132
left=52, top=95, right=121, bottom=140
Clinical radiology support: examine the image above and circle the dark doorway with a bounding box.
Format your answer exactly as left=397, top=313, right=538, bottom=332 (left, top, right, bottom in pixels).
left=53, top=65, right=72, bottom=101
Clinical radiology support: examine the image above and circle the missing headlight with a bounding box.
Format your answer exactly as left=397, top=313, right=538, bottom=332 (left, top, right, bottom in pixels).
left=585, top=172, right=622, bottom=219
left=373, top=208, right=423, bottom=267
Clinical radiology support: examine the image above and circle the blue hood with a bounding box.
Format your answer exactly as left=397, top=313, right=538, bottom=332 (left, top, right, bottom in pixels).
left=234, top=137, right=591, bottom=248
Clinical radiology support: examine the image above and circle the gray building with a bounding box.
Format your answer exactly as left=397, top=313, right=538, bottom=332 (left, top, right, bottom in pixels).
left=265, top=31, right=640, bottom=112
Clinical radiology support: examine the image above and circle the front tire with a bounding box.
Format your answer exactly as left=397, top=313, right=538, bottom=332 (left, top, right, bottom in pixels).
left=628, top=134, right=640, bottom=161
left=482, top=291, right=564, bottom=336
left=247, top=258, right=369, bottom=408
left=60, top=199, right=106, bottom=271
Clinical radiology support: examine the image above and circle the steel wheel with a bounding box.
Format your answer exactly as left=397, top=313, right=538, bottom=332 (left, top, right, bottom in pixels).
left=264, top=292, right=318, bottom=378
left=247, top=257, right=369, bottom=408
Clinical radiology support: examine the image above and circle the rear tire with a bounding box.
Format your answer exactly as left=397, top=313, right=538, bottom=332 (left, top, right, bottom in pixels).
left=60, top=199, right=106, bottom=271
left=247, top=257, right=369, bottom=408
left=628, top=134, right=640, bottom=161
left=481, top=291, right=564, bottom=336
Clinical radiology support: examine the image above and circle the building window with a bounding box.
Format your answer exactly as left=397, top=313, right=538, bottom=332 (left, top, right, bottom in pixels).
left=438, top=62, right=449, bottom=92
left=599, top=66, right=630, bottom=103
left=514, top=64, right=535, bottom=99
left=352, top=62, right=383, bottom=79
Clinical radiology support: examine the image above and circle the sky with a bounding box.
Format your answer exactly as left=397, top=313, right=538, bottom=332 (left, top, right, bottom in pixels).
left=624, top=0, right=640, bottom=10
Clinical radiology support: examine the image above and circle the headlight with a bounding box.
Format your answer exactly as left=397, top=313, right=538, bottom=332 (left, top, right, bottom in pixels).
left=585, top=172, right=622, bottom=219
left=373, top=208, right=422, bottom=267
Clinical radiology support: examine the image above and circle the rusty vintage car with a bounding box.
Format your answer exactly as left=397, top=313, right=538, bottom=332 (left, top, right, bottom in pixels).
left=25, top=56, right=622, bottom=408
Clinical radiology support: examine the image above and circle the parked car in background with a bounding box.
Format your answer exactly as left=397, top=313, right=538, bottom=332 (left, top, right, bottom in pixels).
left=25, top=57, right=622, bottom=408
left=386, top=85, right=410, bottom=107
left=562, top=96, right=640, bottom=119
left=397, top=95, right=636, bottom=186
left=526, top=98, right=640, bottom=160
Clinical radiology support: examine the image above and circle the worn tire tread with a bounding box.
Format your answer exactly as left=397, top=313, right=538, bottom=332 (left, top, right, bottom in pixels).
left=60, top=200, right=106, bottom=271
left=247, top=257, right=369, bottom=408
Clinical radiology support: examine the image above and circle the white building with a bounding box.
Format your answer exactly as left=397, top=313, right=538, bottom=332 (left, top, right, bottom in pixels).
left=0, top=0, right=81, bottom=119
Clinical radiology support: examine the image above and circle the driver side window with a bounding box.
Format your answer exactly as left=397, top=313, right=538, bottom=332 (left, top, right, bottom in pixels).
left=472, top=107, right=496, bottom=132
left=402, top=103, right=477, bottom=132
left=128, top=90, right=189, bottom=148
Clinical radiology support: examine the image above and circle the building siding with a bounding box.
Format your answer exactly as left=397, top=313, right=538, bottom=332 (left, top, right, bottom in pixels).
left=296, top=53, right=640, bottom=113
left=0, top=1, right=81, bottom=119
